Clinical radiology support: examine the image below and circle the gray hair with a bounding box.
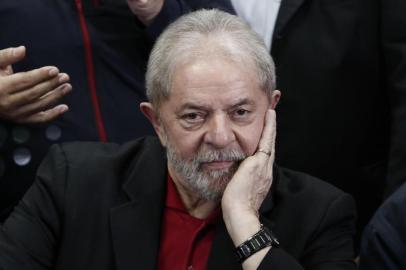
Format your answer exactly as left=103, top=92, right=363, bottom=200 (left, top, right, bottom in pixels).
left=146, top=9, right=276, bottom=108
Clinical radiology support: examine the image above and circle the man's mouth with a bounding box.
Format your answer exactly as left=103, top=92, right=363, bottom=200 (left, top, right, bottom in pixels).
left=201, top=161, right=235, bottom=170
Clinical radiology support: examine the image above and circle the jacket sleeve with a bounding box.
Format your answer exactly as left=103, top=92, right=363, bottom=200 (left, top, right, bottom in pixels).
left=383, top=0, right=406, bottom=196
left=358, top=218, right=406, bottom=270
left=258, top=194, right=357, bottom=270
left=146, top=0, right=235, bottom=40
left=0, top=145, right=67, bottom=270
left=359, top=184, right=406, bottom=269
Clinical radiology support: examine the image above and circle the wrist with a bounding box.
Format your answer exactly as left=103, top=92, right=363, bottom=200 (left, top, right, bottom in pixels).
left=236, top=225, right=279, bottom=263
left=222, top=208, right=261, bottom=246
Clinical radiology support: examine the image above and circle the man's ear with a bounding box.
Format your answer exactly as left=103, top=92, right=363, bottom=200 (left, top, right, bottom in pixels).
left=140, top=102, right=168, bottom=146
left=270, top=90, right=281, bottom=109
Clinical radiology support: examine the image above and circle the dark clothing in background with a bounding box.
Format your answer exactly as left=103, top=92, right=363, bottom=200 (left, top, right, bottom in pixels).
left=359, top=182, right=406, bottom=270
left=268, top=0, right=406, bottom=237
left=0, top=0, right=234, bottom=222
left=0, top=137, right=356, bottom=270
left=162, top=0, right=406, bottom=239
left=0, top=0, right=154, bottom=221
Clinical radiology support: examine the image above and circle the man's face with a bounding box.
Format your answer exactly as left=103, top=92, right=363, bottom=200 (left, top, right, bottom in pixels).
left=144, top=58, right=275, bottom=201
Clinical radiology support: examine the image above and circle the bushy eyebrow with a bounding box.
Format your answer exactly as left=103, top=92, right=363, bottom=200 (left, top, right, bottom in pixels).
left=176, top=98, right=255, bottom=113
left=229, top=98, right=255, bottom=110
left=177, top=103, right=211, bottom=112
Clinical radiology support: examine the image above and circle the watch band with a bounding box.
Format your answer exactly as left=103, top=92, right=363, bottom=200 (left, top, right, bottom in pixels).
left=235, top=224, right=280, bottom=263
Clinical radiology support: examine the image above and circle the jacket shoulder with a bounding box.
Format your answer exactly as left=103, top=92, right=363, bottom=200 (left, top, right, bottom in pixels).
left=263, top=167, right=356, bottom=265
left=54, top=137, right=162, bottom=167
left=42, top=137, right=164, bottom=190
left=276, top=166, right=349, bottom=201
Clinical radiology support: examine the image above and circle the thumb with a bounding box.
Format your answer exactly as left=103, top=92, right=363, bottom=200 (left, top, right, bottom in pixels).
left=0, top=46, right=26, bottom=68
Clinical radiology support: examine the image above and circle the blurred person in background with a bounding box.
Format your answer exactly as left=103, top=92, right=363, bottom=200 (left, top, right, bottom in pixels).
left=227, top=0, right=406, bottom=243
left=359, top=181, right=406, bottom=269
left=0, top=0, right=232, bottom=222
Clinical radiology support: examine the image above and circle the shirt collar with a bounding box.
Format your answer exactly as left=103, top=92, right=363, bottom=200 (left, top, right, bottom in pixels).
left=165, top=175, right=221, bottom=224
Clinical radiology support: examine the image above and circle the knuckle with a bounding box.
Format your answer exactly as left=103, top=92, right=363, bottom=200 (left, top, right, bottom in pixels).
left=38, top=103, right=50, bottom=112
left=56, top=89, right=66, bottom=98
left=20, top=78, right=32, bottom=88
left=49, top=78, right=61, bottom=89
left=24, top=114, right=41, bottom=124
left=0, top=48, right=12, bottom=61
left=28, top=87, right=45, bottom=100
left=14, top=73, right=31, bottom=88
left=8, top=78, right=20, bottom=90
left=37, top=112, right=52, bottom=123
left=46, top=91, right=63, bottom=103
left=29, top=101, right=45, bottom=113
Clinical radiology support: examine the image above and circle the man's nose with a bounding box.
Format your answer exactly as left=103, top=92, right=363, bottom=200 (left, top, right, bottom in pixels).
left=203, top=113, right=235, bottom=148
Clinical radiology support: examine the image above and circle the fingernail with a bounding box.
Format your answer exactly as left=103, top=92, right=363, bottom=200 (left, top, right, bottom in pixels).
left=12, top=46, right=25, bottom=57
left=61, top=84, right=72, bottom=94
left=59, top=105, right=69, bottom=113
left=58, top=73, right=69, bottom=83
left=48, top=67, right=59, bottom=76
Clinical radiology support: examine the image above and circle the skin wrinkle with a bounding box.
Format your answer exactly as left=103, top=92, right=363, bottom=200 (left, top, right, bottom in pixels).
left=141, top=55, right=280, bottom=219
left=148, top=32, right=272, bottom=108
left=155, top=59, right=269, bottom=213
left=139, top=11, right=281, bottom=267
left=166, top=138, right=247, bottom=202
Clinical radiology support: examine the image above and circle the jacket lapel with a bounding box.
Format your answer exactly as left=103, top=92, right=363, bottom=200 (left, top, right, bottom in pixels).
left=110, top=194, right=164, bottom=270
left=110, top=138, right=168, bottom=270
left=206, top=222, right=242, bottom=270
left=109, top=138, right=281, bottom=270
left=273, top=0, right=306, bottom=42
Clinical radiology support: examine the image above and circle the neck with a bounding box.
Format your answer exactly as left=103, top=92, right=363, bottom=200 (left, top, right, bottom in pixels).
left=169, top=168, right=219, bottom=219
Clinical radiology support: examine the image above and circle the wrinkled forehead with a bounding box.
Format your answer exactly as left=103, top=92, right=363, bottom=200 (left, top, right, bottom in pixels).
left=165, top=58, right=266, bottom=111
left=172, top=33, right=258, bottom=73
left=147, top=29, right=273, bottom=111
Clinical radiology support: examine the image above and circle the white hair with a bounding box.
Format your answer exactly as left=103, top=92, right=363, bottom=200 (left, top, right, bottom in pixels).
left=146, top=9, right=276, bottom=107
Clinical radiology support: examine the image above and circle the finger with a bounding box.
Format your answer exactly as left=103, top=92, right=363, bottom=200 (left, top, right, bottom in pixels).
left=257, top=109, right=276, bottom=155
left=1, top=65, right=13, bottom=76
left=0, top=64, right=14, bottom=76
left=10, top=73, right=70, bottom=107
left=3, top=66, right=60, bottom=94
left=0, top=46, right=26, bottom=68
left=17, top=104, right=69, bottom=124
left=12, top=83, right=72, bottom=118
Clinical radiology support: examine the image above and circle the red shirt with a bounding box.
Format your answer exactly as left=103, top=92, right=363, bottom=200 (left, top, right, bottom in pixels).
left=158, top=176, right=221, bottom=270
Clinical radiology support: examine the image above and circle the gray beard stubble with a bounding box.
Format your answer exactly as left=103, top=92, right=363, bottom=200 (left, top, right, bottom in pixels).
left=166, top=144, right=246, bottom=202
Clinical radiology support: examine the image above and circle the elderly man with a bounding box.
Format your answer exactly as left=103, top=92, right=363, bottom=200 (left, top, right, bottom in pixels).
left=0, top=9, right=356, bottom=270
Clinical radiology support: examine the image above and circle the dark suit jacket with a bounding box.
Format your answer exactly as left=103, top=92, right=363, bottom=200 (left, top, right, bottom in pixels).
left=0, top=0, right=154, bottom=221
left=150, top=0, right=406, bottom=239
left=269, top=0, right=406, bottom=235
left=0, top=137, right=356, bottom=270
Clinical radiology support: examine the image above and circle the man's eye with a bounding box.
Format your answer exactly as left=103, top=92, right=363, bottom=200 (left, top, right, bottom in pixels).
left=234, top=109, right=249, bottom=117
left=181, top=113, right=203, bottom=122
